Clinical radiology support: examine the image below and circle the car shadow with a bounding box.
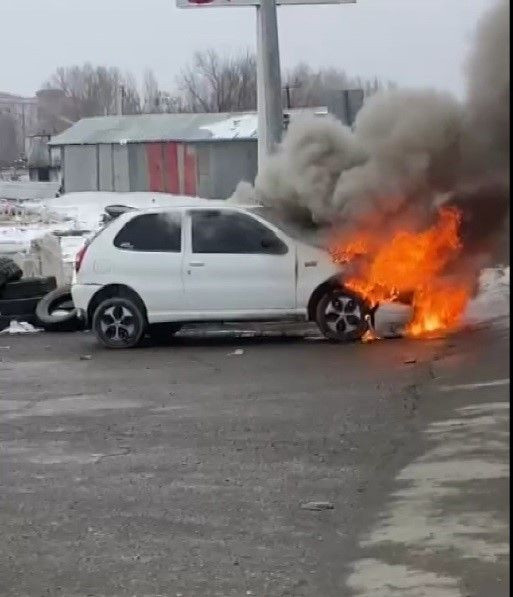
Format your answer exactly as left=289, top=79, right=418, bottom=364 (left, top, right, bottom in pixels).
left=141, top=331, right=326, bottom=349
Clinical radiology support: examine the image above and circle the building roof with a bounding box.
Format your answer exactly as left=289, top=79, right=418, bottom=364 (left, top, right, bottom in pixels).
left=0, top=91, right=38, bottom=105
left=48, top=109, right=328, bottom=146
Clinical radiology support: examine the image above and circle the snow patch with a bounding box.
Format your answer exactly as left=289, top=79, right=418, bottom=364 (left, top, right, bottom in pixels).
left=27, top=191, right=208, bottom=233
left=200, top=114, right=257, bottom=139
left=0, top=226, right=53, bottom=251
left=464, top=266, right=510, bottom=325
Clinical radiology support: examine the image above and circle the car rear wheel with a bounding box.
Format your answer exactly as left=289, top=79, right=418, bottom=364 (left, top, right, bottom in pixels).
left=93, top=297, right=146, bottom=349
left=316, top=287, right=370, bottom=342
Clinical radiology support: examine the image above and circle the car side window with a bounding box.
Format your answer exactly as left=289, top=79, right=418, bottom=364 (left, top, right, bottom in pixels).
left=114, top=213, right=181, bottom=252
left=191, top=210, right=288, bottom=255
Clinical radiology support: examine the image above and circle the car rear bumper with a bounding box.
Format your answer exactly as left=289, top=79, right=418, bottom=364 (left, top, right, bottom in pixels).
left=71, top=283, right=102, bottom=322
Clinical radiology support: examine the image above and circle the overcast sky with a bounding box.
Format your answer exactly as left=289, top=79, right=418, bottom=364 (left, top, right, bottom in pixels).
left=1, top=0, right=493, bottom=99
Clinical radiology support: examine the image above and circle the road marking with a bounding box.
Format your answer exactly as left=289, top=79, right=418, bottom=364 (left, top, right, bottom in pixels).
left=438, top=378, right=510, bottom=392
left=346, top=401, right=509, bottom=596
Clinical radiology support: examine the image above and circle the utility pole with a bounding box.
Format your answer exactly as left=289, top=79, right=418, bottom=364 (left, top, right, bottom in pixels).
left=256, top=0, right=283, bottom=170
left=21, top=102, right=26, bottom=157
left=285, top=84, right=291, bottom=110
left=116, top=85, right=125, bottom=116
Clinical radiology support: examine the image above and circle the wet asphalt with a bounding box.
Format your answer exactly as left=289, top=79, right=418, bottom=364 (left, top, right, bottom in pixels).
left=0, top=321, right=509, bottom=596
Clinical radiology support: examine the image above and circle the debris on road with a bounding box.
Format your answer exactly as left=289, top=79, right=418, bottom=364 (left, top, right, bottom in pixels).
left=403, top=358, right=417, bottom=364
left=79, top=354, right=92, bottom=361
left=0, top=320, right=41, bottom=334
left=300, top=501, right=334, bottom=511
left=230, top=349, right=245, bottom=356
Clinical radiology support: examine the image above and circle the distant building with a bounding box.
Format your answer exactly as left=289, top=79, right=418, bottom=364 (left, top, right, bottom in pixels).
left=49, top=109, right=337, bottom=199
left=27, top=134, right=61, bottom=182
left=0, top=88, right=73, bottom=172
left=0, top=92, right=38, bottom=162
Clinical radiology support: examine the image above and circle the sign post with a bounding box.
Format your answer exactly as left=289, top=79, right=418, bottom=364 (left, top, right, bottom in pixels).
left=176, top=0, right=356, bottom=169
left=256, top=0, right=283, bottom=170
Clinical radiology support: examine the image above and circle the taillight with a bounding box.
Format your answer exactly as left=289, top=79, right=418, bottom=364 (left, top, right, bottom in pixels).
left=75, top=244, right=88, bottom=273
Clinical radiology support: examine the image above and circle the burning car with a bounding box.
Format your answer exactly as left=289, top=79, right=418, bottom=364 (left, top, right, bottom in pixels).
left=72, top=200, right=380, bottom=348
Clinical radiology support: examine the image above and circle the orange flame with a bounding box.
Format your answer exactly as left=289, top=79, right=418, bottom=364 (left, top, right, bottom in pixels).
left=330, top=233, right=374, bottom=264
left=330, top=207, right=471, bottom=338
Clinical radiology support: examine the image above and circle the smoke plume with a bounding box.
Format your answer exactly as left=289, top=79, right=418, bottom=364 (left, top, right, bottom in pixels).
left=230, top=0, right=509, bottom=263
left=464, top=0, right=510, bottom=180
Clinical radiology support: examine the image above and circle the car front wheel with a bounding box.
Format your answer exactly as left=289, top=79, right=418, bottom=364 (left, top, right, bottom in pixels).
left=92, top=297, right=146, bottom=349
left=316, top=287, right=370, bottom=342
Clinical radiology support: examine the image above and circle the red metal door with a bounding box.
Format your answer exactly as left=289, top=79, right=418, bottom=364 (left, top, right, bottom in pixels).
left=164, top=142, right=179, bottom=194
left=146, top=143, right=164, bottom=192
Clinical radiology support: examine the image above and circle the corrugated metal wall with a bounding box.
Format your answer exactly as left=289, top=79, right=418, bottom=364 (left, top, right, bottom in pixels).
left=98, top=144, right=112, bottom=191
left=98, top=144, right=129, bottom=192
left=128, top=144, right=148, bottom=191
left=183, top=145, right=197, bottom=196
left=62, top=139, right=257, bottom=198
left=63, top=145, right=98, bottom=192
left=195, top=140, right=257, bottom=199
left=113, top=145, right=129, bottom=192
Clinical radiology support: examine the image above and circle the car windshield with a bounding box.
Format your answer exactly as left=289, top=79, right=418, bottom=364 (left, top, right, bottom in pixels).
left=249, top=206, right=323, bottom=247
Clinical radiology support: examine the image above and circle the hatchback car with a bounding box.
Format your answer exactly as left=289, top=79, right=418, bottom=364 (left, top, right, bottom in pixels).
left=72, top=201, right=372, bottom=348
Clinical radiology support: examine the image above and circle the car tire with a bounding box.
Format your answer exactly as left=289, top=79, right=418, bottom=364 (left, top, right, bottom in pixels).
left=92, top=297, right=146, bottom=349
left=148, top=322, right=182, bottom=343
left=316, top=287, right=370, bottom=342
left=0, top=257, right=23, bottom=289
left=36, top=286, right=82, bottom=332
left=0, top=276, right=56, bottom=300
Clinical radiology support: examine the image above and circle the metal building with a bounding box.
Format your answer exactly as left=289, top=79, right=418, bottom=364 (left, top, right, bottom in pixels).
left=49, top=113, right=261, bottom=199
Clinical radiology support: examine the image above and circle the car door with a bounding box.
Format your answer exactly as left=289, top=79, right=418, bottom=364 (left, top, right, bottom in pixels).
left=112, top=211, right=185, bottom=320
left=183, top=208, right=296, bottom=313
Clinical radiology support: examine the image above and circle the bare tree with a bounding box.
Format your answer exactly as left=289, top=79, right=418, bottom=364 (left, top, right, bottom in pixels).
left=142, top=69, right=187, bottom=114
left=284, top=63, right=395, bottom=108
left=42, top=63, right=141, bottom=120
left=178, top=49, right=257, bottom=112
left=158, top=92, right=188, bottom=114
left=176, top=50, right=393, bottom=113
left=121, top=72, right=142, bottom=115
left=42, top=56, right=394, bottom=121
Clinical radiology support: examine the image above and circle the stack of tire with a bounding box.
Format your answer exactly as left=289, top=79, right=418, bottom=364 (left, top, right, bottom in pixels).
left=0, top=256, right=82, bottom=332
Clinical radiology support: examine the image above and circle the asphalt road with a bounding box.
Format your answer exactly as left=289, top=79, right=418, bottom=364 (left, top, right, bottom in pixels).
left=0, top=321, right=509, bottom=597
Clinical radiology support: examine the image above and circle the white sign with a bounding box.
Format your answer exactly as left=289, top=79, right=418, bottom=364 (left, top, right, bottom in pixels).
left=177, top=0, right=256, bottom=6
left=177, top=0, right=355, bottom=8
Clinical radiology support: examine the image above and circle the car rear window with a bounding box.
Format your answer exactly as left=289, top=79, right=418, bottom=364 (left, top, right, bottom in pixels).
left=114, top=213, right=181, bottom=252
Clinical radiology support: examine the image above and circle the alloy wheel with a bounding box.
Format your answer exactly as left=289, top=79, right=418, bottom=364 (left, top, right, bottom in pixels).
left=99, top=304, right=136, bottom=342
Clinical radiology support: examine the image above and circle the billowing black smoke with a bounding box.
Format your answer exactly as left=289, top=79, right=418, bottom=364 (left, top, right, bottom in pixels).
left=230, top=0, right=509, bottom=268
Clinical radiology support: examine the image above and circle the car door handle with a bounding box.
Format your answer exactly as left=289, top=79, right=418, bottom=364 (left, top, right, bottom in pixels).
left=189, top=261, right=205, bottom=267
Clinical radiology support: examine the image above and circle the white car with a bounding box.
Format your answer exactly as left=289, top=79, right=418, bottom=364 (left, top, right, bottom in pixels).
left=72, top=201, right=372, bottom=348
